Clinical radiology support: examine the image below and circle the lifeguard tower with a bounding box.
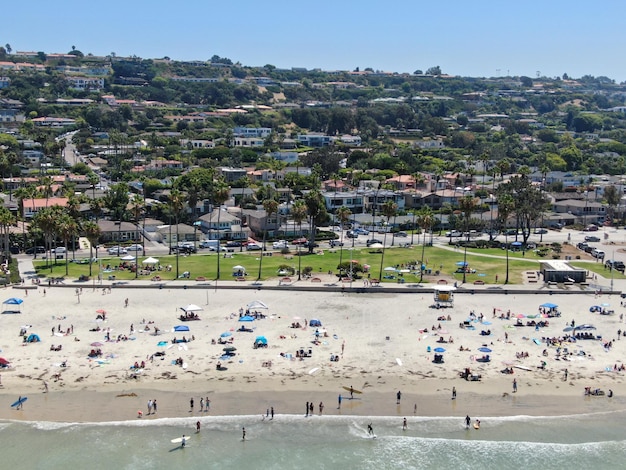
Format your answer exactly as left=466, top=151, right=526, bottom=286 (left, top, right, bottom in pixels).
left=433, top=285, right=456, bottom=308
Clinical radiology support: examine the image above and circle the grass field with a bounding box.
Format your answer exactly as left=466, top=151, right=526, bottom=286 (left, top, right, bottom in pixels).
left=32, top=244, right=612, bottom=285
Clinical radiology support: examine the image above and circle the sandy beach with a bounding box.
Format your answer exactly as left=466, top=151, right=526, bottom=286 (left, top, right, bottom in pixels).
left=1, top=280, right=625, bottom=423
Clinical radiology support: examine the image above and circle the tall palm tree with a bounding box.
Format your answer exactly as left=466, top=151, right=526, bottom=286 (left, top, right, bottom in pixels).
left=378, top=200, right=398, bottom=281
left=458, top=195, right=479, bottom=283
left=0, top=206, right=14, bottom=261
left=238, top=176, right=250, bottom=252
left=129, top=196, right=145, bottom=279
left=32, top=207, right=60, bottom=271
left=213, top=178, right=230, bottom=280
left=303, top=190, right=325, bottom=254
left=258, top=199, right=278, bottom=281
left=498, top=193, right=515, bottom=285
left=291, top=199, right=307, bottom=280
left=82, top=220, right=101, bottom=277
left=417, top=207, right=434, bottom=283
left=168, top=189, right=185, bottom=279
left=336, top=206, right=352, bottom=269
left=58, top=214, right=78, bottom=276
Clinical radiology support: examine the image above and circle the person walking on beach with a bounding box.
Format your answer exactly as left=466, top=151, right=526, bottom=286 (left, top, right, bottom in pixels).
left=43, top=381, right=48, bottom=393
left=564, top=369, right=568, bottom=381
left=242, top=427, right=246, bottom=441
left=205, top=397, right=210, bottom=411
left=342, top=340, right=345, bottom=356
left=196, top=421, right=201, bottom=432
left=338, top=394, right=342, bottom=409
left=200, top=397, right=204, bottom=412
left=396, top=390, right=402, bottom=404
left=309, top=402, right=314, bottom=415
left=16, top=396, right=23, bottom=410
left=465, top=415, right=471, bottom=428
left=306, top=401, right=309, bottom=417
left=350, top=385, right=354, bottom=398
left=147, top=399, right=153, bottom=415
left=271, top=406, right=274, bottom=419
left=152, top=399, right=157, bottom=413
left=513, top=378, right=517, bottom=393
left=124, top=298, right=129, bottom=308
left=190, top=397, right=194, bottom=411
left=452, top=387, right=457, bottom=399
left=181, top=435, right=187, bottom=448
left=319, top=402, right=324, bottom=415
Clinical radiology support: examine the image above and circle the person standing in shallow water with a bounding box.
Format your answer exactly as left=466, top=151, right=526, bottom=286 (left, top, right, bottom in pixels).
left=396, top=390, right=402, bottom=404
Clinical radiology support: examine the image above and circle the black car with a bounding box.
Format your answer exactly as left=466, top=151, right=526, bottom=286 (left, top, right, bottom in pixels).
left=329, top=240, right=344, bottom=247
left=366, top=239, right=383, bottom=247
left=584, top=236, right=601, bottom=242
left=25, top=246, right=45, bottom=254
left=225, top=241, right=242, bottom=247
left=606, top=260, right=625, bottom=272
left=171, top=246, right=197, bottom=254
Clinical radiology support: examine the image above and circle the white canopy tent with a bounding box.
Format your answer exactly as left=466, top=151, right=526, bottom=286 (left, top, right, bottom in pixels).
left=247, top=300, right=268, bottom=310
left=142, top=257, right=159, bottom=265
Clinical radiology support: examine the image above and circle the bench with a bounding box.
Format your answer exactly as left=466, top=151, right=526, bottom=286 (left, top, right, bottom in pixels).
left=473, top=280, right=485, bottom=285
left=195, top=277, right=206, bottom=282
left=437, top=279, right=448, bottom=285
left=236, top=277, right=246, bottom=282
left=310, top=277, right=321, bottom=283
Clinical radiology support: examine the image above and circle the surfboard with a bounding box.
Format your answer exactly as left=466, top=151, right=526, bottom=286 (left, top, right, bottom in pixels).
left=308, top=367, right=319, bottom=375
left=533, top=338, right=542, bottom=345
left=10, top=397, right=27, bottom=408
left=171, top=436, right=191, bottom=444
left=343, top=386, right=362, bottom=394
left=473, top=423, right=480, bottom=430
left=515, top=365, right=532, bottom=371
left=396, top=358, right=403, bottom=366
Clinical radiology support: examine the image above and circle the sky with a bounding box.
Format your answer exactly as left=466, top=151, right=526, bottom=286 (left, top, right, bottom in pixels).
left=3, top=0, right=626, bottom=81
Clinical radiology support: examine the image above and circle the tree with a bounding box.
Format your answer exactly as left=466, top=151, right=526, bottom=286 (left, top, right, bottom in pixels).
left=336, top=206, right=352, bottom=268
left=604, top=185, right=620, bottom=223
left=378, top=200, right=398, bottom=280
left=291, top=199, right=308, bottom=280
left=82, top=221, right=101, bottom=277
left=129, top=196, right=145, bottom=278
left=213, top=178, right=230, bottom=280
left=497, top=193, right=515, bottom=284
left=417, top=207, right=434, bottom=283
left=303, top=190, right=326, bottom=254
left=167, top=189, right=185, bottom=279
left=257, top=199, right=278, bottom=281
left=458, top=196, right=478, bottom=283
left=58, top=214, right=78, bottom=275
left=0, top=206, right=14, bottom=261
left=5, top=44, right=11, bottom=54
left=426, top=66, right=442, bottom=76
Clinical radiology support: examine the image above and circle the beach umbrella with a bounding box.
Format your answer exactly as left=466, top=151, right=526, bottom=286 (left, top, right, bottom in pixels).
left=239, top=315, right=255, bottom=322
left=96, top=309, right=107, bottom=314
left=455, top=261, right=468, bottom=267
left=255, top=336, right=268, bottom=345
left=181, top=304, right=202, bottom=313
left=0, top=357, right=10, bottom=366
left=247, top=300, right=268, bottom=310
left=434, top=347, right=446, bottom=353
left=3, top=298, right=23, bottom=305
left=232, top=265, right=246, bottom=271
left=90, top=342, right=103, bottom=347
left=540, top=302, right=558, bottom=309
left=223, top=347, right=237, bottom=352
left=220, top=332, right=232, bottom=338
left=120, top=254, right=136, bottom=261
left=478, top=347, right=492, bottom=353
left=563, top=326, right=574, bottom=332
left=173, top=325, right=190, bottom=332
left=601, top=303, right=610, bottom=307
left=516, top=314, right=525, bottom=319
left=369, top=243, right=384, bottom=249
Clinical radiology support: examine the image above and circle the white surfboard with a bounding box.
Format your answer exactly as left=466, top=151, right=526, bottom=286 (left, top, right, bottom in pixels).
left=396, top=358, right=403, bottom=366
left=182, top=362, right=188, bottom=369
left=171, top=436, right=192, bottom=444
left=308, top=367, right=319, bottom=375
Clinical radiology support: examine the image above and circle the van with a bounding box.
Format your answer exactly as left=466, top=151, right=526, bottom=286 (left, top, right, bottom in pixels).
left=592, top=249, right=605, bottom=259
left=199, top=240, right=220, bottom=250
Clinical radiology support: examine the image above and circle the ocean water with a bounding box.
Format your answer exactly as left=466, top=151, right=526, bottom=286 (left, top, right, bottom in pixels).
left=1, top=411, right=626, bottom=470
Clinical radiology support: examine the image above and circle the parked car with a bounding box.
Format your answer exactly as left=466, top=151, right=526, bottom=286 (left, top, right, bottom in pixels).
left=126, top=244, right=143, bottom=251
left=225, top=241, right=242, bottom=247
left=584, top=224, right=599, bottom=232
left=303, top=241, right=319, bottom=248
left=393, top=231, right=408, bottom=237
left=533, top=228, right=548, bottom=234
left=107, top=246, right=127, bottom=255
left=246, top=243, right=262, bottom=251
left=366, top=239, right=383, bottom=247
left=291, top=237, right=308, bottom=245
left=584, top=236, right=601, bottom=242
left=606, top=260, right=625, bottom=272
left=354, top=228, right=370, bottom=235
left=445, top=231, right=462, bottom=237
left=329, top=240, right=344, bottom=247
left=25, top=246, right=45, bottom=255
left=272, top=240, right=289, bottom=249
left=171, top=245, right=197, bottom=254
left=346, top=231, right=358, bottom=238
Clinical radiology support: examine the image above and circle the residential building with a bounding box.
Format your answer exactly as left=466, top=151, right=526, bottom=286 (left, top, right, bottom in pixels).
left=197, top=209, right=247, bottom=241
left=219, top=167, right=248, bottom=183
left=22, top=197, right=69, bottom=219
left=0, top=77, right=10, bottom=89
left=297, top=133, right=331, bottom=147
left=66, top=76, right=105, bottom=91
left=233, top=136, right=264, bottom=148
left=233, top=127, right=272, bottom=138
left=155, top=223, right=199, bottom=244
left=321, top=190, right=365, bottom=213
left=553, top=199, right=606, bottom=225
left=97, top=220, right=141, bottom=243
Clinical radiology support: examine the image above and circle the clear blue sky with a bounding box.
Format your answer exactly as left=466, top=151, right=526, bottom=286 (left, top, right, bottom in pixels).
left=3, top=0, right=626, bottom=81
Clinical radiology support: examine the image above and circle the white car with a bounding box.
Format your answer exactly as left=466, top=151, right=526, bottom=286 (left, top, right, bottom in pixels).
left=126, top=244, right=143, bottom=251
left=272, top=240, right=289, bottom=249
left=107, top=246, right=128, bottom=255
left=246, top=243, right=262, bottom=251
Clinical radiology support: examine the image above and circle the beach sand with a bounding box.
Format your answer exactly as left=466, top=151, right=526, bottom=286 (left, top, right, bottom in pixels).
left=1, top=282, right=625, bottom=422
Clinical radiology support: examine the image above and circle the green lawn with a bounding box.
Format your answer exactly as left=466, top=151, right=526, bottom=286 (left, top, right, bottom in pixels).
left=32, top=245, right=555, bottom=285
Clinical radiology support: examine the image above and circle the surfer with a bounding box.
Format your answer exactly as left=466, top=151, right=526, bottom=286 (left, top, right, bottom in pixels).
left=16, top=396, right=23, bottom=410
left=181, top=435, right=187, bottom=448
left=465, top=415, right=471, bottom=428
left=452, top=387, right=456, bottom=399
left=350, top=386, right=354, bottom=398
left=396, top=390, right=402, bottom=404
left=242, top=427, right=246, bottom=441
left=403, top=418, right=407, bottom=430
left=474, top=419, right=481, bottom=429
left=196, top=421, right=201, bottom=432
left=367, top=423, right=374, bottom=435
left=338, top=394, right=342, bottom=409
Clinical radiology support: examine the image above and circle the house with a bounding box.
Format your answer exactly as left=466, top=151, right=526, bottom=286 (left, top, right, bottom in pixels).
left=247, top=169, right=274, bottom=183
left=97, top=220, right=141, bottom=243
left=321, top=190, right=365, bottom=213
left=0, top=77, right=10, bottom=89
left=385, top=175, right=416, bottom=191
left=155, top=223, right=199, bottom=244
left=297, top=133, right=331, bottom=147
left=65, top=76, right=105, bottom=91
left=553, top=199, right=606, bottom=225
left=233, top=136, right=264, bottom=148
left=233, top=127, right=272, bottom=138
left=323, top=179, right=349, bottom=192
left=22, top=197, right=69, bottom=219
left=414, top=139, right=445, bottom=149
left=197, top=209, right=246, bottom=241
left=31, top=117, right=77, bottom=128
left=180, top=139, right=215, bottom=149
left=244, top=208, right=280, bottom=238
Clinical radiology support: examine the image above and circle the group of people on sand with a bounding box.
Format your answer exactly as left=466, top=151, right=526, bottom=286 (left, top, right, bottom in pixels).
left=172, top=336, right=194, bottom=344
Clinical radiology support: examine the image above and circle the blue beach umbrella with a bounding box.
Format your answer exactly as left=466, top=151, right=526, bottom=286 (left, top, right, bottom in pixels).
left=434, top=347, right=446, bottom=353
left=239, top=315, right=255, bottom=322
left=220, top=331, right=232, bottom=338
left=478, top=347, right=492, bottom=353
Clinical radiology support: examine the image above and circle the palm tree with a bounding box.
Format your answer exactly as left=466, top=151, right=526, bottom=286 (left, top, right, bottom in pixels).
left=291, top=199, right=308, bottom=280
left=336, top=206, right=352, bottom=269
left=458, top=195, right=479, bottom=283
left=213, top=178, right=230, bottom=280
left=32, top=207, right=59, bottom=271
left=303, top=190, right=325, bottom=254
left=82, top=221, right=101, bottom=277
left=498, top=193, right=515, bottom=285
left=378, top=200, right=398, bottom=281
left=58, top=214, right=78, bottom=276
left=167, top=189, right=185, bottom=279
left=238, top=176, right=250, bottom=252
left=417, top=207, right=434, bottom=283
left=129, top=196, right=145, bottom=279
left=0, top=206, right=14, bottom=260
left=258, top=199, right=278, bottom=281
